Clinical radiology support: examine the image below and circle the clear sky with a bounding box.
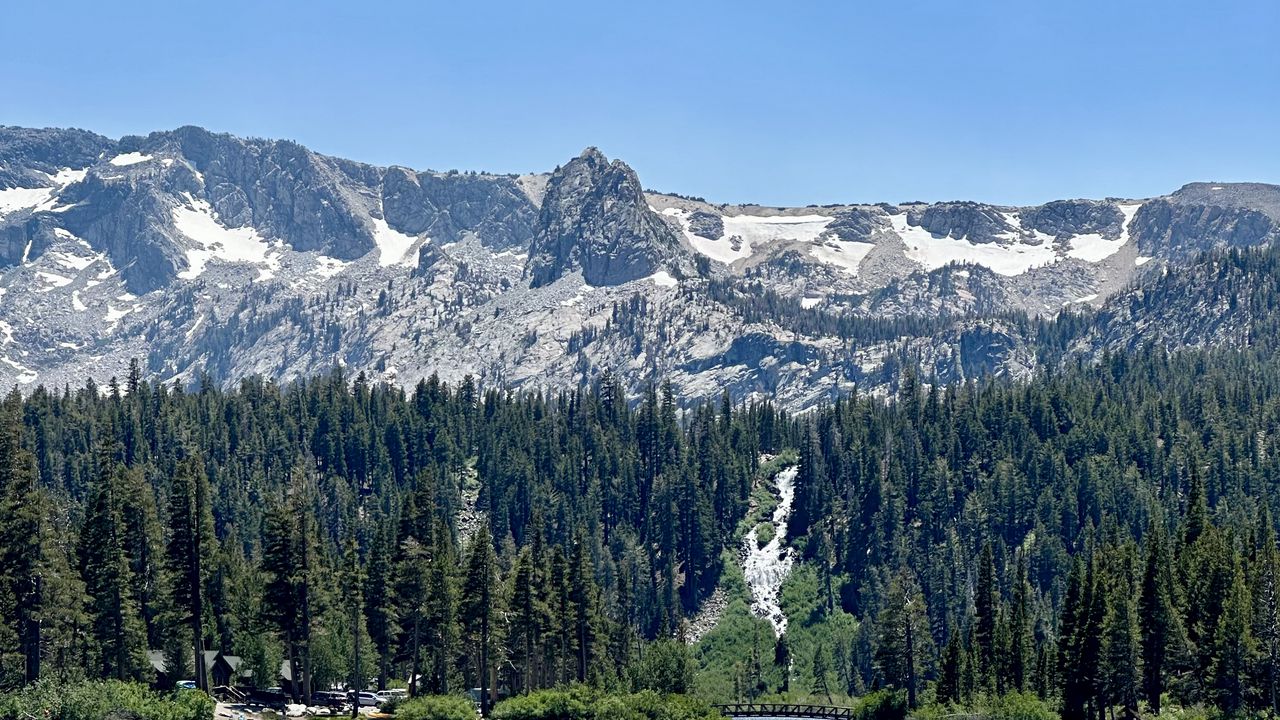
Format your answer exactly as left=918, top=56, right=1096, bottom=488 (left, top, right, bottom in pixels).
left=2, top=0, right=1276, bottom=206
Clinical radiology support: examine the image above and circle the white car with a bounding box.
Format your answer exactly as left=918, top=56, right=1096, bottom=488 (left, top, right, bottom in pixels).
left=350, top=692, right=381, bottom=707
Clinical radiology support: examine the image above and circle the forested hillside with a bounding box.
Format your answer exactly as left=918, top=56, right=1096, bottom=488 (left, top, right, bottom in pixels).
left=9, top=342, right=1280, bottom=718
left=0, top=366, right=782, bottom=704
left=768, top=346, right=1280, bottom=718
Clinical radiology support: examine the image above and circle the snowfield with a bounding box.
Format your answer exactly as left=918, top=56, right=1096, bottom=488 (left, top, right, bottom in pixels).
left=664, top=208, right=836, bottom=266
left=889, top=213, right=1057, bottom=276
left=371, top=216, right=420, bottom=267
left=109, top=152, right=153, bottom=166
left=1067, top=202, right=1143, bottom=263
left=173, top=194, right=278, bottom=279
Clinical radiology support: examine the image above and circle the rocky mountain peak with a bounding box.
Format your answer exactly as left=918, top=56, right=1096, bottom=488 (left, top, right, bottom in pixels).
left=526, top=148, right=687, bottom=287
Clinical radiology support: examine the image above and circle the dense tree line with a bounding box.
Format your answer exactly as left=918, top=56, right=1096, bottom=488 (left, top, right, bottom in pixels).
left=779, top=346, right=1280, bottom=716
left=13, top=312, right=1280, bottom=718
left=0, top=363, right=782, bottom=704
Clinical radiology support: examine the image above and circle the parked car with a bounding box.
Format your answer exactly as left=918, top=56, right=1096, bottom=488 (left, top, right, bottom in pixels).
left=313, top=691, right=347, bottom=708
left=349, top=691, right=381, bottom=707
left=176, top=680, right=197, bottom=690
left=376, top=689, right=408, bottom=702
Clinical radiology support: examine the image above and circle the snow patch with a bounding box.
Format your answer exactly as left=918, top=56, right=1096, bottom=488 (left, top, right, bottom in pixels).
left=800, top=296, right=822, bottom=309
left=311, top=256, right=348, bottom=278
left=665, top=208, right=835, bottom=265
left=0, top=357, right=37, bottom=384
left=173, top=193, right=278, bottom=279
left=371, top=216, right=420, bottom=267
left=0, top=186, right=54, bottom=217
left=35, top=271, right=72, bottom=290
left=809, top=238, right=876, bottom=274
left=648, top=270, right=678, bottom=287
left=71, top=290, right=87, bottom=311
left=889, top=213, right=1056, bottom=276
left=104, top=305, right=133, bottom=324
left=109, top=152, right=153, bottom=166
left=50, top=168, right=88, bottom=185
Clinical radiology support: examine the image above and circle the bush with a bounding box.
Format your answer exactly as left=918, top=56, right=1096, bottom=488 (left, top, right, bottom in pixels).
left=395, top=694, right=478, bottom=720
left=490, top=688, right=719, bottom=720
left=621, top=691, right=720, bottom=720
left=0, top=680, right=213, bottom=720
left=982, top=692, right=1056, bottom=720
left=629, top=639, right=694, bottom=695
left=755, top=522, right=775, bottom=549
left=851, top=690, right=906, bottom=720
left=491, top=688, right=592, bottom=720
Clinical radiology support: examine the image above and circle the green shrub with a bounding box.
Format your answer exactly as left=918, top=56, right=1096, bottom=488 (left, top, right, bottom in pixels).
left=0, top=680, right=213, bottom=720
left=755, top=523, right=775, bottom=549
left=395, top=694, right=477, bottom=720
left=491, top=688, right=719, bottom=720
left=851, top=690, right=906, bottom=720
left=982, top=692, right=1056, bottom=720
left=629, top=639, right=695, bottom=695
left=491, top=687, right=592, bottom=720
left=621, top=691, right=721, bottom=720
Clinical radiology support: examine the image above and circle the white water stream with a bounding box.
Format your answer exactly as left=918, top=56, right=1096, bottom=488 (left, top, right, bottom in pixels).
left=742, top=465, right=797, bottom=636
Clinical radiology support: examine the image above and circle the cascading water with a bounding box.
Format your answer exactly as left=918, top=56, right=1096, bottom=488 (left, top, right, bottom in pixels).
left=742, top=465, right=797, bottom=637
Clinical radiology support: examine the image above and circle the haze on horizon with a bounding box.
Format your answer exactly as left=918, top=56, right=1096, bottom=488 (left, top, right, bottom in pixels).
left=2, top=0, right=1277, bottom=207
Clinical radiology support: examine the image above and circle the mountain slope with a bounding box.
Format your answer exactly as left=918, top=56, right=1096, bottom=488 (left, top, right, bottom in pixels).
left=2, top=124, right=1278, bottom=406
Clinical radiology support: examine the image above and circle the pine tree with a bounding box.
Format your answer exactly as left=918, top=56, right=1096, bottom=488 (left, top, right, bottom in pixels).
left=974, top=542, right=998, bottom=690
left=1100, top=549, right=1140, bottom=717
left=812, top=639, right=833, bottom=702
left=461, top=526, right=499, bottom=715
left=937, top=632, right=965, bottom=706
left=1212, top=563, right=1253, bottom=714
left=1139, top=522, right=1178, bottom=713
left=363, top=524, right=397, bottom=690
left=0, top=403, right=44, bottom=685
left=1252, top=510, right=1280, bottom=714
left=78, top=451, right=148, bottom=681
left=506, top=547, right=545, bottom=693
left=341, top=532, right=366, bottom=718
left=165, top=456, right=212, bottom=692
left=873, top=569, right=934, bottom=708
left=1004, top=558, right=1033, bottom=692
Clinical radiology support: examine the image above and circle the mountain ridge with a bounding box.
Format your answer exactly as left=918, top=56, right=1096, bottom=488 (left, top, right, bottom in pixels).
left=2, top=124, right=1279, bottom=407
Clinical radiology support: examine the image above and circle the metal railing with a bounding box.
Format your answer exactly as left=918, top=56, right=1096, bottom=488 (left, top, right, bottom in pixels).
left=713, top=704, right=854, bottom=719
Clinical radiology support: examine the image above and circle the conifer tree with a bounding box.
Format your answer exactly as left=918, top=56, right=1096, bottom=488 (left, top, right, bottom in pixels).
left=873, top=569, right=934, bottom=708
left=1101, top=550, right=1140, bottom=717
left=78, top=452, right=148, bottom=681
left=1213, top=563, right=1253, bottom=714
left=1139, top=522, right=1178, bottom=713
left=1252, top=509, right=1280, bottom=714
left=974, top=542, right=998, bottom=689
left=461, top=526, right=499, bottom=715
left=166, top=456, right=212, bottom=691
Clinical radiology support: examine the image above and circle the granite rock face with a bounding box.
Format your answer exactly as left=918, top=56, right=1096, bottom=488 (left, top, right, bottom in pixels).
left=142, top=126, right=380, bottom=259
left=907, top=201, right=1015, bottom=243
left=824, top=207, right=888, bottom=241
left=527, top=148, right=687, bottom=287
left=686, top=210, right=724, bottom=241
left=5, top=124, right=1280, bottom=412
left=1020, top=200, right=1124, bottom=239
left=0, top=126, right=111, bottom=188
left=383, top=167, right=538, bottom=251
left=1130, top=199, right=1277, bottom=260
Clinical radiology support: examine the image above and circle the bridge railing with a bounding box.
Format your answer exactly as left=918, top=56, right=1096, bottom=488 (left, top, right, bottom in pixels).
left=712, top=703, right=854, bottom=719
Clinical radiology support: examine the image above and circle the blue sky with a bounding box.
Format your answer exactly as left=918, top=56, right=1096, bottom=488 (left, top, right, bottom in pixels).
left=2, top=0, right=1276, bottom=206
